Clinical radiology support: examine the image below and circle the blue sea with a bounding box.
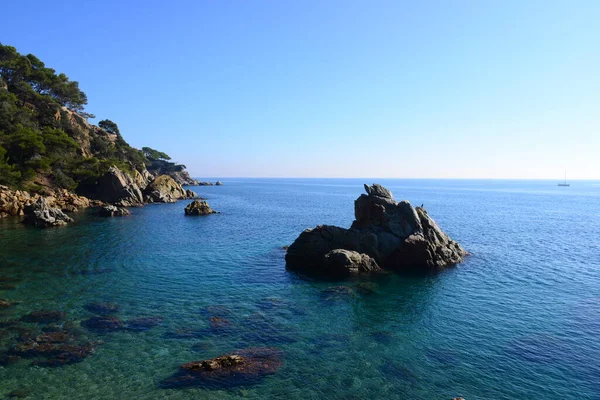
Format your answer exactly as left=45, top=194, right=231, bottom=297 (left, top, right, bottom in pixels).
left=0, top=179, right=599, bottom=399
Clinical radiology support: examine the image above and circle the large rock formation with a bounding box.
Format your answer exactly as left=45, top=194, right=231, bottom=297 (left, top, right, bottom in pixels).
left=184, top=200, right=217, bottom=216
left=285, top=184, right=467, bottom=277
left=144, top=175, right=191, bottom=203
left=22, top=197, right=74, bottom=227
left=0, top=185, right=98, bottom=218
left=168, top=170, right=199, bottom=186
left=95, top=166, right=145, bottom=207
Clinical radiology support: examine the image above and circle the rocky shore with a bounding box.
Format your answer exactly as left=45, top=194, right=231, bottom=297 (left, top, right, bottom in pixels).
left=285, top=184, right=467, bottom=277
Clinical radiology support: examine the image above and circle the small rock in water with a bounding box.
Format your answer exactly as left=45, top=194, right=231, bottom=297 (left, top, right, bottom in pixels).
left=20, top=310, right=65, bottom=324
left=84, top=302, right=120, bottom=315
left=184, top=200, right=218, bottom=216
left=208, top=316, right=232, bottom=331
left=159, top=347, right=283, bottom=389
left=98, top=205, right=130, bottom=217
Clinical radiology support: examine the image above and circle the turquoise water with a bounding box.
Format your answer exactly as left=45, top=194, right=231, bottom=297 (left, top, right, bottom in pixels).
left=0, top=179, right=599, bottom=399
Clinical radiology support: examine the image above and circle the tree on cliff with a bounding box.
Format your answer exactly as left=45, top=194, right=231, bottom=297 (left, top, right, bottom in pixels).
left=98, top=119, right=120, bottom=136
left=142, top=147, right=171, bottom=161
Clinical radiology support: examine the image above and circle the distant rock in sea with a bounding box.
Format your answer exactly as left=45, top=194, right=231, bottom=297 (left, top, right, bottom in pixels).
left=285, top=184, right=467, bottom=278
left=216, top=181, right=223, bottom=186
left=184, top=200, right=217, bottom=216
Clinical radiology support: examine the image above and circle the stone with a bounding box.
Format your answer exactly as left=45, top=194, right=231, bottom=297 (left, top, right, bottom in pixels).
left=98, top=205, right=130, bottom=217
left=215, top=181, right=223, bottom=186
left=95, top=166, right=145, bottom=207
left=185, top=189, right=198, bottom=199
left=125, top=316, right=164, bottom=331
left=144, top=175, right=189, bottom=203
left=184, top=200, right=217, bottom=216
left=160, top=347, right=283, bottom=389
left=22, top=198, right=73, bottom=227
left=322, top=249, right=382, bottom=278
left=285, top=184, right=467, bottom=276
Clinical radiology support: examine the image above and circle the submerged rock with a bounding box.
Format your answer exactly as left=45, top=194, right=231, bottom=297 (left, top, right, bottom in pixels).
left=285, top=184, right=467, bottom=277
left=98, top=205, right=130, bottom=217
left=125, top=316, right=164, bottom=331
left=184, top=200, right=217, bottom=216
left=22, top=197, right=73, bottom=227
left=160, top=347, right=283, bottom=389
left=20, top=310, right=65, bottom=324
left=82, top=316, right=123, bottom=333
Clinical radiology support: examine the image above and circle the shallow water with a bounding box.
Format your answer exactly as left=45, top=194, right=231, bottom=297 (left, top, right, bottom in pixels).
left=0, top=179, right=599, bottom=399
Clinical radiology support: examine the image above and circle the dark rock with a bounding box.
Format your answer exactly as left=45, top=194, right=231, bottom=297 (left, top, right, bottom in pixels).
left=23, top=197, right=73, bottom=227
left=84, top=302, right=120, bottom=315
left=82, top=316, right=123, bottom=333
left=185, top=189, right=198, bottom=199
left=125, top=316, right=164, bottom=331
left=285, top=184, right=467, bottom=276
left=191, top=341, right=213, bottom=352
left=0, top=283, right=16, bottom=290
left=0, top=299, right=16, bottom=308
left=0, top=354, right=21, bottom=366
left=354, top=281, right=379, bottom=295
left=197, top=182, right=214, bottom=186
left=7, top=388, right=31, bottom=398
left=160, top=347, right=283, bottom=389
left=98, top=205, right=130, bottom=217
left=208, top=316, right=232, bottom=331
left=21, top=310, right=65, bottom=324
left=184, top=200, right=217, bottom=216
left=215, top=181, right=223, bottom=186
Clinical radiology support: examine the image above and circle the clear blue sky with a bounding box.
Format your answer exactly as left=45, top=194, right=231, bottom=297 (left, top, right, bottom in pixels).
left=2, top=0, right=598, bottom=179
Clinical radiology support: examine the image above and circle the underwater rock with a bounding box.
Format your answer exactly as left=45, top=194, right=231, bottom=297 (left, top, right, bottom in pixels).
left=84, top=302, right=120, bottom=315
left=286, top=184, right=467, bottom=277
left=82, top=316, right=123, bottom=333
left=208, top=316, right=232, bottom=331
left=160, top=347, right=283, bottom=389
left=125, top=316, right=164, bottom=331
left=20, top=310, right=66, bottom=324
left=320, top=286, right=355, bottom=302
left=0, top=299, right=16, bottom=308
left=184, top=200, right=217, bottom=216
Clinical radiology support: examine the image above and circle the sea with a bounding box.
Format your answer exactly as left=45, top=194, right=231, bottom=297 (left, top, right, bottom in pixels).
left=0, top=179, right=599, bottom=399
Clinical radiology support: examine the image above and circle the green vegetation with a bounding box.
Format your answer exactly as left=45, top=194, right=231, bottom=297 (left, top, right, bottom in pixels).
left=0, top=43, right=187, bottom=194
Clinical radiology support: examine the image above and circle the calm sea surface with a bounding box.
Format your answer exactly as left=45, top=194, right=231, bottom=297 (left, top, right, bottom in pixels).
left=0, top=179, right=599, bottom=399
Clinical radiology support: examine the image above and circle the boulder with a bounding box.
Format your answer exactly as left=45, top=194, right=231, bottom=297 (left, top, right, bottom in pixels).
left=184, top=200, right=217, bottom=216
left=216, top=181, right=223, bottom=186
left=160, top=347, right=283, bottom=389
left=95, top=166, right=144, bottom=207
left=323, top=249, right=382, bottom=278
left=144, top=175, right=188, bottom=203
left=23, top=198, right=73, bottom=227
left=98, top=205, right=130, bottom=217
left=285, top=184, right=467, bottom=276
left=185, top=189, right=198, bottom=199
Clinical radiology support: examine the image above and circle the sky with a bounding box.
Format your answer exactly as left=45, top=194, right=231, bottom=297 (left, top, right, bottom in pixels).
left=1, top=0, right=599, bottom=179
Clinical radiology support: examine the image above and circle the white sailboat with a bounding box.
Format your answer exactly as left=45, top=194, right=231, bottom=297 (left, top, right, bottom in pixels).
left=558, top=170, right=570, bottom=187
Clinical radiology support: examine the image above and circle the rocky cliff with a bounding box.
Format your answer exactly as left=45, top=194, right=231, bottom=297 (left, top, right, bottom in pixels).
left=285, top=184, right=467, bottom=277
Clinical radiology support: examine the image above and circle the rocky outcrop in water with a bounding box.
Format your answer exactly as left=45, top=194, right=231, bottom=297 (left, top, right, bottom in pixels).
left=22, top=198, right=74, bottom=227
left=98, top=205, right=130, bottom=217
left=184, top=200, right=217, bottom=216
left=216, top=181, right=223, bottom=186
left=144, top=175, right=190, bottom=203
left=168, top=170, right=200, bottom=186
left=285, top=184, right=467, bottom=277
left=322, top=249, right=382, bottom=278
left=160, top=347, right=283, bottom=389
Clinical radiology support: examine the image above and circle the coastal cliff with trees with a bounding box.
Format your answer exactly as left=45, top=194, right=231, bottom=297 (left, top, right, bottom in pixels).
left=0, top=43, right=201, bottom=219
